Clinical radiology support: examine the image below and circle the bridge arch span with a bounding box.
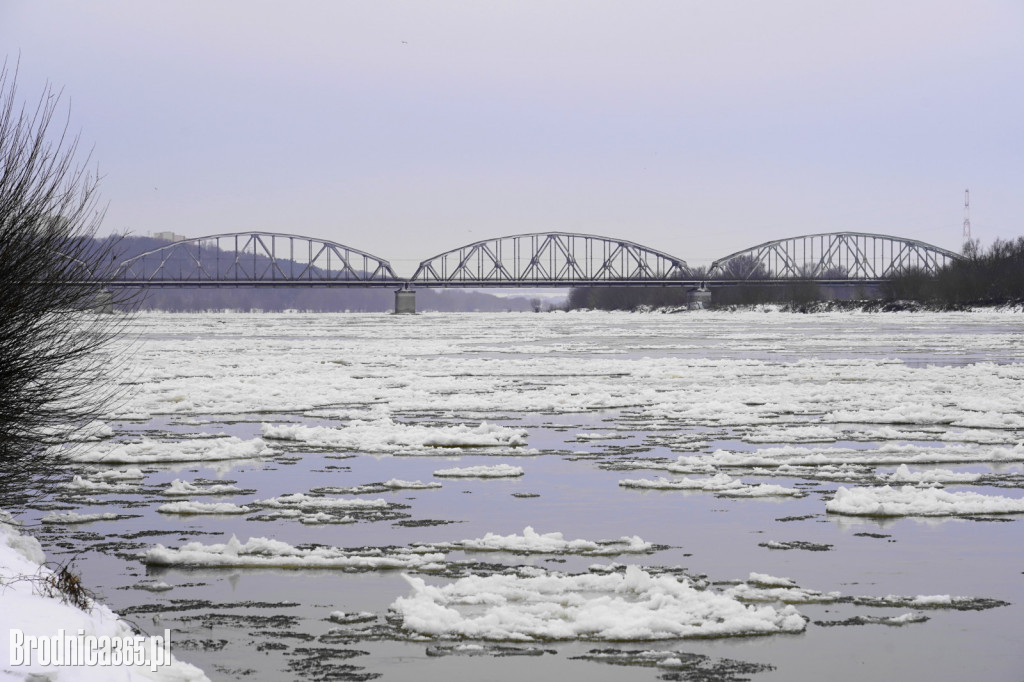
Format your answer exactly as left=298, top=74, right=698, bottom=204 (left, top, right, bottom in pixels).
left=115, top=231, right=399, bottom=285
left=410, top=232, right=690, bottom=286
left=708, top=232, right=961, bottom=280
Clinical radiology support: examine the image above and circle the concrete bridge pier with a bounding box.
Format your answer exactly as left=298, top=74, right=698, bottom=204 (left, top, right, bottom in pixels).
left=394, top=287, right=416, bottom=314
left=687, top=284, right=711, bottom=310
left=94, top=289, right=115, bottom=314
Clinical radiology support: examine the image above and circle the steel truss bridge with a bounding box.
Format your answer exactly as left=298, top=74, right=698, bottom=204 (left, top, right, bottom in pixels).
left=107, top=230, right=961, bottom=289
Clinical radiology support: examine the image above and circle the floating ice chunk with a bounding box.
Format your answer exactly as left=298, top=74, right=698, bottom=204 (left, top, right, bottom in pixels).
left=143, top=535, right=444, bottom=570
left=620, top=474, right=744, bottom=491
left=383, top=479, right=443, bottom=489
left=619, top=474, right=804, bottom=497
left=62, top=475, right=136, bottom=493
left=431, top=526, right=653, bottom=556
left=87, top=467, right=145, bottom=480
left=157, top=501, right=252, bottom=515
left=746, top=572, right=798, bottom=588
left=826, top=485, right=1024, bottom=516
left=669, top=442, right=1024, bottom=469
left=392, top=565, right=807, bottom=640
left=162, top=479, right=244, bottom=496
left=42, top=420, right=115, bottom=442
left=67, top=436, right=271, bottom=463
left=723, top=583, right=841, bottom=604
left=134, top=581, right=174, bottom=592
left=327, top=611, right=377, bottom=624
left=298, top=512, right=355, bottom=525
left=882, top=464, right=982, bottom=484
left=252, top=493, right=389, bottom=510
left=40, top=512, right=130, bottom=524
left=717, top=484, right=806, bottom=498
left=261, top=417, right=527, bottom=452
left=744, top=425, right=839, bottom=443
left=433, top=464, right=524, bottom=478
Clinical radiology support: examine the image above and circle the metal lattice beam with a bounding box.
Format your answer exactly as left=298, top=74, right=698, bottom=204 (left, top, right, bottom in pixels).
left=114, top=232, right=399, bottom=285
left=707, top=232, right=961, bottom=280
left=410, top=232, right=690, bottom=286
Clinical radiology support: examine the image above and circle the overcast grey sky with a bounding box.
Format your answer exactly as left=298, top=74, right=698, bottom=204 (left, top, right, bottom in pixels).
left=3, top=1, right=1022, bottom=273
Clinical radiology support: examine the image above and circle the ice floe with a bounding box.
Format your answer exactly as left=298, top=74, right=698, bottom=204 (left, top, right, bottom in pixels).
left=433, top=464, right=525, bottom=478
left=67, top=437, right=271, bottom=464
left=161, top=479, right=244, bottom=496
left=142, top=535, right=445, bottom=570
left=383, top=479, right=443, bottom=489
left=882, top=464, right=982, bottom=485
left=40, top=512, right=133, bottom=525
left=157, top=501, right=252, bottom=515
left=619, top=474, right=804, bottom=497
left=826, top=485, right=1024, bottom=516
left=426, top=526, right=654, bottom=556
left=391, top=565, right=807, bottom=640
left=62, top=475, right=138, bottom=493
left=261, top=418, right=527, bottom=453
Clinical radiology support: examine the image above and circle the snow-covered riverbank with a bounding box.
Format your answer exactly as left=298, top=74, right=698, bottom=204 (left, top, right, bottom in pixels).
left=0, top=511, right=208, bottom=681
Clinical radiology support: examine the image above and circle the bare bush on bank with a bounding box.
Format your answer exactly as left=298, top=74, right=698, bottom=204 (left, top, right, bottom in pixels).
left=0, top=63, right=132, bottom=502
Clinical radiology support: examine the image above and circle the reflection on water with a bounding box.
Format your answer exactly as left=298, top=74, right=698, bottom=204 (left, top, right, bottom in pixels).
left=17, top=311, right=1024, bottom=681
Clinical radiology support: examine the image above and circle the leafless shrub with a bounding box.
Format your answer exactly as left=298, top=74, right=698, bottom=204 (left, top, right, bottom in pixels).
left=0, top=61, right=134, bottom=502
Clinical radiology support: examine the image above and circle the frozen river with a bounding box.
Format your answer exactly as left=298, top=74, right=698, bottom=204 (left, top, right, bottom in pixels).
left=20, top=310, right=1024, bottom=681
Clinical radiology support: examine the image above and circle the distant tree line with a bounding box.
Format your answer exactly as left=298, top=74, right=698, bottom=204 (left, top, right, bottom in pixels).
left=884, top=238, right=1024, bottom=305
left=566, top=238, right=1024, bottom=311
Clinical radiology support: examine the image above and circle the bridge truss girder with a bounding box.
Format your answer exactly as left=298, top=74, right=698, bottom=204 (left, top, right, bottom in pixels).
left=410, top=232, right=690, bottom=286
left=708, top=232, right=961, bottom=280
left=114, top=232, right=399, bottom=285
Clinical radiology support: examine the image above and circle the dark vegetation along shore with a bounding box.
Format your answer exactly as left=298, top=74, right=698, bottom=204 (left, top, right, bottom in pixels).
left=0, top=66, right=132, bottom=502
left=567, top=237, right=1024, bottom=312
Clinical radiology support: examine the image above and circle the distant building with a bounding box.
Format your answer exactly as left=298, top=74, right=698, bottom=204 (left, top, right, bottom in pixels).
left=153, top=231, right=187, bottom=242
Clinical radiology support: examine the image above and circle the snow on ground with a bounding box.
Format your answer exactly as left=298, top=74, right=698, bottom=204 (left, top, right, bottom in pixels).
left=433, top=464, right=525, bottom=478
left=66, top=437, right=271, bottom=464
left=426, top=526, right=654, bottom=555
left=142, top=535, right=445, bottom=570
left=0, top=511, right=209, bottom=680
left=826, top=485, right=1024, bottom=516
left=261, top=418, right=527, bottom=452
left=391, top=565, right=807, bottom=640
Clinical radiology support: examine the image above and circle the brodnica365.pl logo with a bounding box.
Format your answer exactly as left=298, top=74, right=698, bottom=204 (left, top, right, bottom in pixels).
left=9, top=628, right=173, bottom=672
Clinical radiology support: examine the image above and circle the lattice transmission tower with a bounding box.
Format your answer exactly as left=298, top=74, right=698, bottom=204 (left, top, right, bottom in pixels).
left=962, top=188, right=972, bottom=254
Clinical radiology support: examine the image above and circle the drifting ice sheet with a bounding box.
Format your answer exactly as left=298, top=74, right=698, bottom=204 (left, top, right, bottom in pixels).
left=67, top=437, right=271, bottom=464
left=261, top=418, right=527, bottom=452
left=143, top=535, right=444, bottom=570
left=826, top=485, right=1024, bottom=516
left=429, top=526, right=654, bottom=555
left=392, top=565, right=807, bottom=640
left=619, top=474, right=804, bottom=497
left=433, top=464, right=525, bottom=478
